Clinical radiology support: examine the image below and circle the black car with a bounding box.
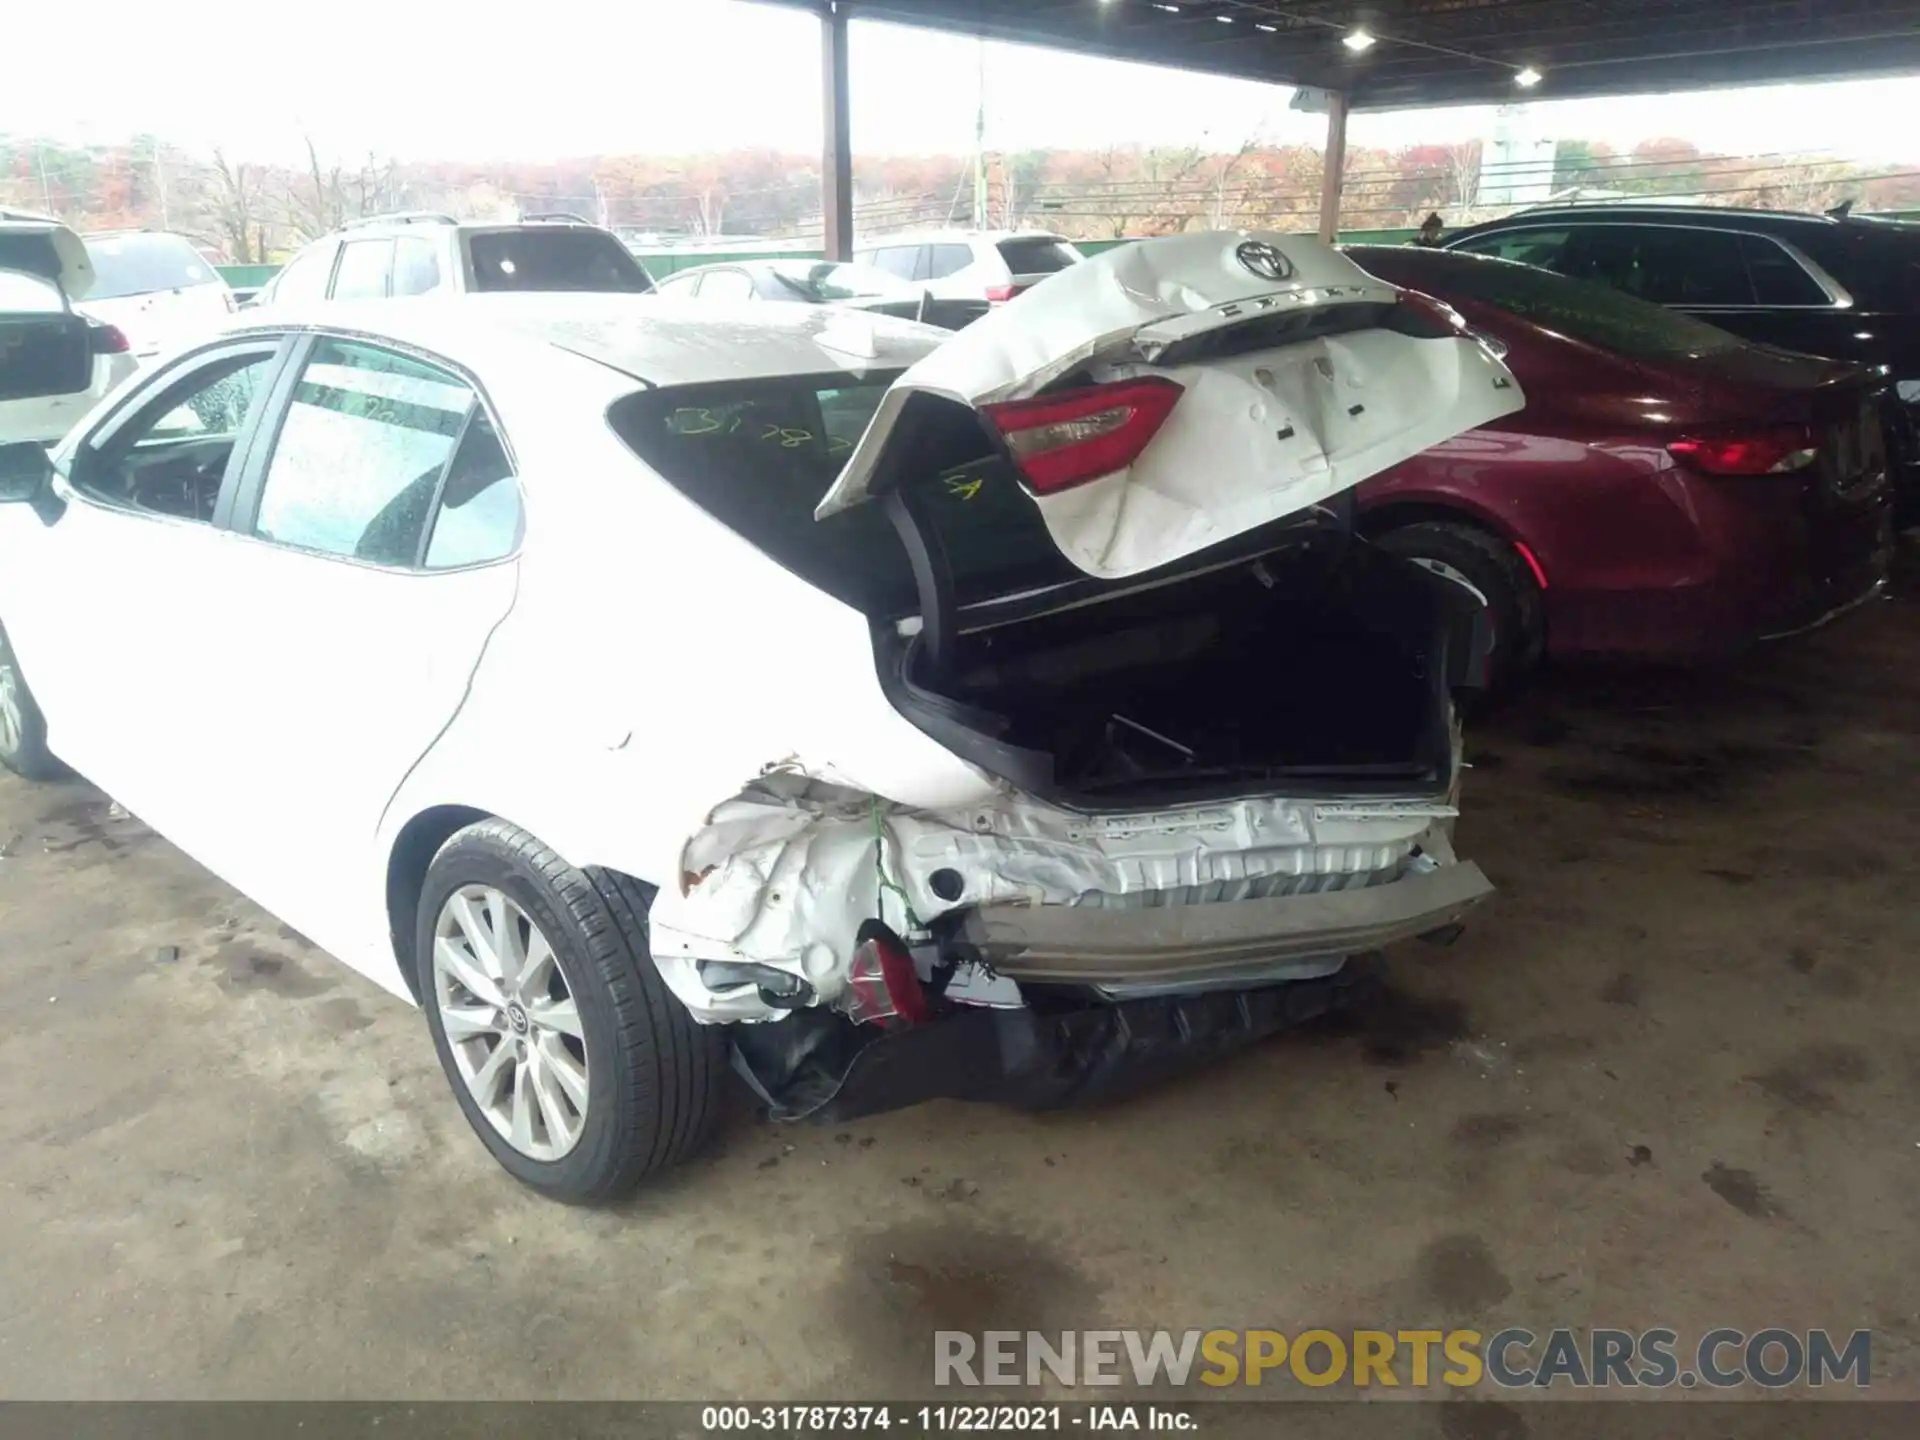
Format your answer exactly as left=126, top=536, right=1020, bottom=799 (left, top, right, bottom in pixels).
left=652, top=258, right=990, bottom=331
left=1441, top=205, right=1920, bottom=523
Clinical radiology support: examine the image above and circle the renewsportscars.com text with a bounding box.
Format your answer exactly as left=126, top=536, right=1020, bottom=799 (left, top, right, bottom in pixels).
left=935, top=1328, right=1871, bottom=1390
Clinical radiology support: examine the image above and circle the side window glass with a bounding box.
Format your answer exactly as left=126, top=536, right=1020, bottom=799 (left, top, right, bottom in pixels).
left=269, top=243, right=336, bottom=304
left=76, top=351, right=275, bottom=522
left=392, top=236, right=444, bottom=297
left=424, top=412, right=522, bottom=568
left=1452, top=229, right=1571, bottom=270
left=697, top=269, right=755, bottom=302
left=331, top=240, right=394, bottom=300
left=1575, top=227, right=1754, bottom=306
left=868, top=247, right=919, bottom=281
left=925, top=244, right=973, bottom=279
left=254, top=339, right=472, bottom=565
left=1741, top=234, right=1830, bottom=306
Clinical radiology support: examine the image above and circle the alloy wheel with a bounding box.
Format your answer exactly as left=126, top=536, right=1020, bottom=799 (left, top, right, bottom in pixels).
left=0, top=649, right=24, bottom=758
left=432, top=885, right=590, bottom=1161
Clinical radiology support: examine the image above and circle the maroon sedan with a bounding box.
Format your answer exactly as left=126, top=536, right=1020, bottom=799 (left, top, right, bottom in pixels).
left=1345, top=245, right=1895, bottom=683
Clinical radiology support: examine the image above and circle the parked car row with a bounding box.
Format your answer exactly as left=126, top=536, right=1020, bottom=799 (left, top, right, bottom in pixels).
left=0, top=213, right=1903, bottom=1206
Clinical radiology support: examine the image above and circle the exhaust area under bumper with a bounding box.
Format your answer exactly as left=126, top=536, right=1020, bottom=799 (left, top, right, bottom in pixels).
left=955, top=861, right=1493, bottom=986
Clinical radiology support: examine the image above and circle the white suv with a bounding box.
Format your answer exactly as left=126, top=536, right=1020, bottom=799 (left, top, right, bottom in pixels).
left=856, top=229, right=1083, bottom=303
left=253, top=212, right=655, bottom=307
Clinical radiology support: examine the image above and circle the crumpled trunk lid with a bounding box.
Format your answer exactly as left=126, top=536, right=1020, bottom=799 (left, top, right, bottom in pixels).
left=817, top=230, right=1524, bottom=580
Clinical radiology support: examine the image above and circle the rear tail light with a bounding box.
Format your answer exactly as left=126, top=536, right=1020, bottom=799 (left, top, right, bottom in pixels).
left=1667, top=426, right=1817, bottom=476
left=88, top=322, right=130, bottom=355
left=985, top=283, right=1016, bottom=303
left=982, top=376, right=1185, bottom=495
left=842, top=920, right=931, bottom=1027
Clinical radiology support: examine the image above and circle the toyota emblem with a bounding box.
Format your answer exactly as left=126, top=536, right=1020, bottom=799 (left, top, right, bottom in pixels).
left=1235, top=239, right=1294, bottom=282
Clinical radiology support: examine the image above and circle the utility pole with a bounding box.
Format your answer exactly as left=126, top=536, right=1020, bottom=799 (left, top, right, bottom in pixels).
left=971, top=39, right=988, bottom=230
left=154, top=137, right=171, bottom=229
left=36, top=142, right=54, bottom=214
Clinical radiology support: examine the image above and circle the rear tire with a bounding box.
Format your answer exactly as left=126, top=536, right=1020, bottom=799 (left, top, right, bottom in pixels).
left=415, top=819, right=726, bottom=1202
left=0, top=620, right=63, bottom=781
left=1373, top=522, right=1543, bottom=692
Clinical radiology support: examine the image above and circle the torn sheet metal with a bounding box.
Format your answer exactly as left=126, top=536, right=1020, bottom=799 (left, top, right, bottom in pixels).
left=644, top=771, right=1457, bottom=1024
left=815, top=229, right=1525, bottom=580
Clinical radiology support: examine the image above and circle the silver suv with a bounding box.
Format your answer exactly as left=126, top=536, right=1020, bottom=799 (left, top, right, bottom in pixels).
left=253, top=212, right=654, bottom=307
left=854, top=229, right=1082, bottom=304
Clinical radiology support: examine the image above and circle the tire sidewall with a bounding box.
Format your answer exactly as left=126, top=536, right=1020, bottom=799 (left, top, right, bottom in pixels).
left=1377, top=525, right=1540, bottom=688
left=415, top=836, right=632, bottom=1197
left=0, top=619, right=57, bottom=780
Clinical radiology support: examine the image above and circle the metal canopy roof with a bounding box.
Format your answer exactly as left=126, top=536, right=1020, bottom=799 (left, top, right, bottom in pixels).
left=784, top=0, right=1920, bottom=108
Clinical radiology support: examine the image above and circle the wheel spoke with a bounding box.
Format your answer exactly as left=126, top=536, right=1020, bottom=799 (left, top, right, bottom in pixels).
left=535, top=1031, right=589, bottom=1109
left=484, top=888, right=526, bottom=989
left=519, top=926, right=557, bottom=1000
left=528, top=995, right=582, bottom=1039
left=441, top=1002, right=503, bottom=1041
left=434, top=936, right=504, bottom=1008
left=526, top=1049, right=576, bottom=1146
left=469, top=1037, right=516, bottom=1108
left=446, top=892, right=505, bottom=983
left=508, top=1055, right=537, bottom=1152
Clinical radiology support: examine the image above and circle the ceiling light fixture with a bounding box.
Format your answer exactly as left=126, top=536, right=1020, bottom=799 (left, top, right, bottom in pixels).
left=1342, top=28, right=1377, bottom=53
left=1515, top=65, right=1543, bottom=87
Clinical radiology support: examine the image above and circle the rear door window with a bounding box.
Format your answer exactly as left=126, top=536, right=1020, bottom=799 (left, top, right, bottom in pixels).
left=996, top=237, right=1078, bottom=275
left=866, top=247, right=922, bottom=281
left=1563, top=226, right=1755, bottom=306
left=81, top=233, right=217, bottom=298
left=392, top=236, right=444, bottom=296
left=464, top=230, right=653, bottom=293
left=251, top=338, right=474, bottom=564
left=924, top=244, right=974, bottom=279
left=331, top=240, right=394, bottom=300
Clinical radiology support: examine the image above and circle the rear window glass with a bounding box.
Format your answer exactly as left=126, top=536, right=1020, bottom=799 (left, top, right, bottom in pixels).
left=608, top=375, right=1074, bottom=617
left=465, top=230, right=654, bottom=293
left=996, top=238, right=1079, bottom=275
left=82, top=233, right=216, bottom=299
left=1372, top=252, right=1746, bottom=362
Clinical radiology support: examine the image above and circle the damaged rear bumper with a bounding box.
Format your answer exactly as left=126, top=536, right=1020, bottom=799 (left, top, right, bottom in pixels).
left=957, top=860, right=1492, bottom=990
left=739, top=960, right=1375, bottom=1123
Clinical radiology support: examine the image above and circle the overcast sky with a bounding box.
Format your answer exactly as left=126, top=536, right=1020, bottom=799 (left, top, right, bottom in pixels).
left=6, top=0, right=1918, bottom=168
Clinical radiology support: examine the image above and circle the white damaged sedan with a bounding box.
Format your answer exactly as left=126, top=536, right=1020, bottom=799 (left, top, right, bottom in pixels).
left=0, top=232, right=1521, bottom=1200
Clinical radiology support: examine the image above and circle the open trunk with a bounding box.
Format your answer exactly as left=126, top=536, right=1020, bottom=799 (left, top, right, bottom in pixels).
left=0, top=309, right=90, bottom=403
left=877, top=506, right=1475, bottom=812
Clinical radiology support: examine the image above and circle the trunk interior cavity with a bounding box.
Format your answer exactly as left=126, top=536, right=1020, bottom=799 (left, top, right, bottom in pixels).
left=879, top=521, right=1479, bottom=811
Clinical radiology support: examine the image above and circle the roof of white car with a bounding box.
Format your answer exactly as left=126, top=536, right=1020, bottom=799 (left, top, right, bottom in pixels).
left=225, top=293, right=947, bottom=388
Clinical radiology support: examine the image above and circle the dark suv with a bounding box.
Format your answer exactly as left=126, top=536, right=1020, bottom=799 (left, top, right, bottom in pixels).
left=1442, top=205, right=1920, bottom=523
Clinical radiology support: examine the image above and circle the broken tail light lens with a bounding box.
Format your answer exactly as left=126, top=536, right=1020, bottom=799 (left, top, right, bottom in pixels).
left=842, top=920, right=932, bottom=1027
left=982, top=377, right=1185, bottom=495
left=87, top=322, right=130, bottom=355
left=1668, top=426, right=1817, bottom=476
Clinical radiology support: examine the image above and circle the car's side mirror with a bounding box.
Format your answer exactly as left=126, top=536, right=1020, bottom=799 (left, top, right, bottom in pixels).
left=0, top=441, right=53, bottom=504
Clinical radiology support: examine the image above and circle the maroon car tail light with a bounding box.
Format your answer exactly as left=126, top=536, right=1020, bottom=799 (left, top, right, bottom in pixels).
left=843, top=921, right=932, bottom=1027
left=88, top=322, right=130, bottom=355
left=983, top=377, right=1185, bottom=495
left=1668, top=426, right=1817, bottom=476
